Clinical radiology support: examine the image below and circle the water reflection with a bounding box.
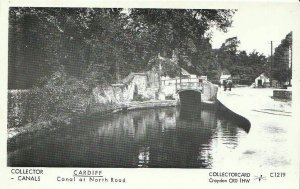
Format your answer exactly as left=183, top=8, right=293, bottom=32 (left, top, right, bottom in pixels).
left=8, top=107, right=248, bottom=168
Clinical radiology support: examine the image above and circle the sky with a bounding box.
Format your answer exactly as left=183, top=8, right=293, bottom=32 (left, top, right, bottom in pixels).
left=210, top=6, right=295, bottom=56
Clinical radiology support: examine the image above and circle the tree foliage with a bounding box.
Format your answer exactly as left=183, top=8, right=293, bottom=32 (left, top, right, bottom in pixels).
left=272, top=32, right=292, bottom=83
left=129, top=9, right=235, bottom=79
left=9, top=8, right=236, bottom=89
left=211, top=37, right=269, bottom=83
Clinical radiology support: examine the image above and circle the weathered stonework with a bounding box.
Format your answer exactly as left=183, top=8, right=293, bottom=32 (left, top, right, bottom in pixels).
left=92, top=72, right=219, bottom=109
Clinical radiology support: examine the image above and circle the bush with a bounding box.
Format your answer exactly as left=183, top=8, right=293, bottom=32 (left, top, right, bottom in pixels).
left=132, top=94, right=149, bottom=102
left=8, top=68, right=91, bottom=128
left=165, top=94, right=175, bottom=100
left=8, top=90, right=30, bottom=128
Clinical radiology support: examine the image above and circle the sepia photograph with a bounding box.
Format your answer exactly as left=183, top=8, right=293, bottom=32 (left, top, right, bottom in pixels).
left=6, top=6, right=296, bottom=170
left=1, top=0, right=300, bottom=188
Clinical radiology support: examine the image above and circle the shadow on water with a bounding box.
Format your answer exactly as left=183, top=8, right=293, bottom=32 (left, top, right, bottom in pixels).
left=179, top=107, right=202, bottom=120
left=8, top=105, right=249, bottom=168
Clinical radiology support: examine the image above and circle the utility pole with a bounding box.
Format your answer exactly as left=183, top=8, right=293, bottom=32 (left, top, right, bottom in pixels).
left=270, top=41, right=273, bottom=87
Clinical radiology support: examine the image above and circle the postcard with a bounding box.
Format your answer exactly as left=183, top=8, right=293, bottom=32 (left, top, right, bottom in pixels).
left=1, top=0, right=299, bottom=188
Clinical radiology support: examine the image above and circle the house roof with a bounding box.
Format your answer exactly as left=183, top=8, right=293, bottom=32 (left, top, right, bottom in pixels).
left=180, top=68, right=190, bottom=75
left=256, top=73, right=269, bottom=79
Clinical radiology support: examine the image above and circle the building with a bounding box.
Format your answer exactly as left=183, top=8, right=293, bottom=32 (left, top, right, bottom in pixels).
left=255, top=73, right=270, bottom=87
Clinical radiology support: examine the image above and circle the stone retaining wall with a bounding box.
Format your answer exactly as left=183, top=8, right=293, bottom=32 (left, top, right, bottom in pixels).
left=202, top=81, right=218, bottom=101
left=273, top=90, right=292, bottom=100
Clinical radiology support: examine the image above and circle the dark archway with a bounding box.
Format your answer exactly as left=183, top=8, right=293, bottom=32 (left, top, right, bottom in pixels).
left=178, top=90, right=202, bottom=112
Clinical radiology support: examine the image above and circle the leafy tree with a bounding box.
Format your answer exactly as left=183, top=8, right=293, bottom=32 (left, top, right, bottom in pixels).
left=9, top=8, right=131, bottom=89
left=214, top=36, right=269, bottom=84
left=220, top=37, right=240, bottom=55
left=9, top=8, right=236, bottom=89
left=272, top=32, right=292, bottom=84
left=129, top=9, right=236, bottom=71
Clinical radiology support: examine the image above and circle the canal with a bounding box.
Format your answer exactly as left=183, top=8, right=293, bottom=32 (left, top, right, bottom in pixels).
left=8, top=107, right=249, bottom=168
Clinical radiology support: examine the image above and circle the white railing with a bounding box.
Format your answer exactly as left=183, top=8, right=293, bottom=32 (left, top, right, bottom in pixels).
left=176, top=82, right=203, bottom=92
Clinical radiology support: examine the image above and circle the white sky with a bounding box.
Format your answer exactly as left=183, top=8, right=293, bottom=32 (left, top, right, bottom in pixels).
left=210, top=6, right=295, bottom=56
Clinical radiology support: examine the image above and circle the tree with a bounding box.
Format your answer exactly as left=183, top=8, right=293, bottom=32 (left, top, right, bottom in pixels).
left=8, top=8, right=133, bottom=89
left=214, top=36, right=268, bottom=84
left=128, top=9, right=236, bottom=71
left=9, top=8, right=236, bottom=89
left=272, top=32, right=292, bottom=84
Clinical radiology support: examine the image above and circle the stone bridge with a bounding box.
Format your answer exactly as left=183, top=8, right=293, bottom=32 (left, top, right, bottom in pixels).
left=91, top=72, right=218, bottom=112
left=176, top=81, right=218, bottom=111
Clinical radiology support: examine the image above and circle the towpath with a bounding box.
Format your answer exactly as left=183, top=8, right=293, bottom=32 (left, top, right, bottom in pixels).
left=216, top=87, right=296, bottom=170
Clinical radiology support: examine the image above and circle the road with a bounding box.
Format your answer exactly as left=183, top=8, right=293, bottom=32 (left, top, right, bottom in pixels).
left=216, top=87, right=297, bottom=170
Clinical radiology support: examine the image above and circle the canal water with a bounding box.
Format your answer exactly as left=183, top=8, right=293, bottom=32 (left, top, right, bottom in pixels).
left=8, top=107, right=249, bottom=168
